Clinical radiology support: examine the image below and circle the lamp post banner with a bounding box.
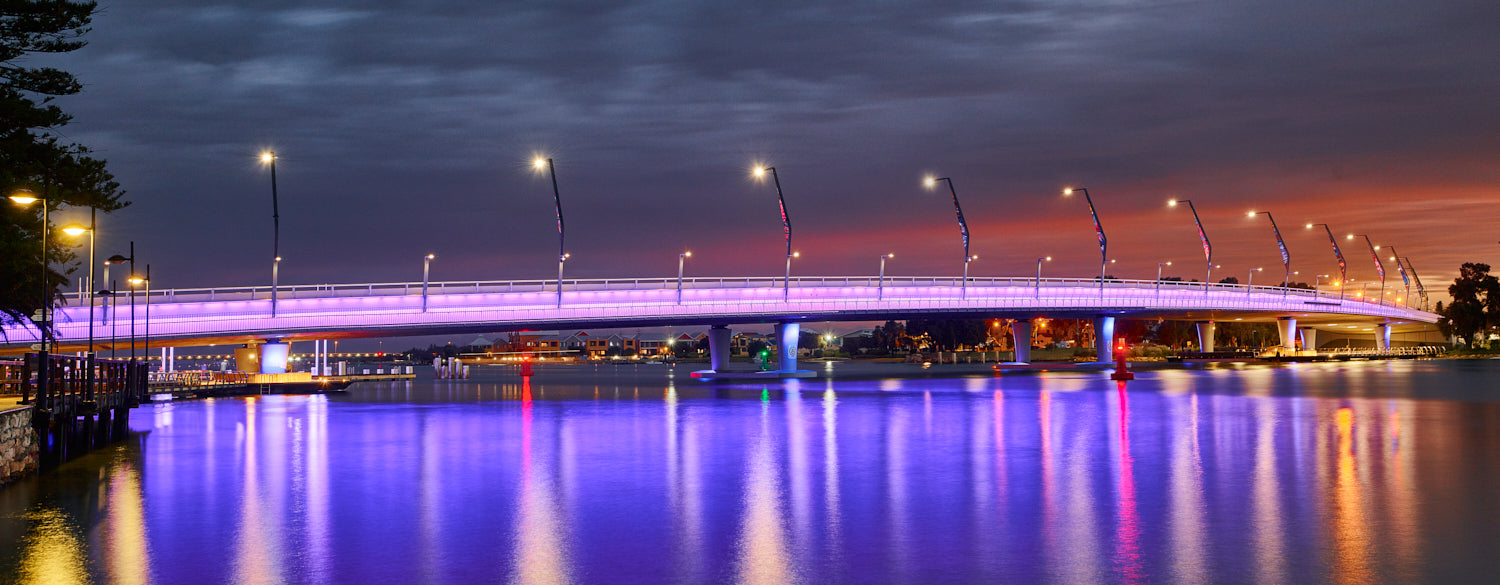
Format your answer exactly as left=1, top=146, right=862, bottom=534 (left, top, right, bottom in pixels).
left=1322, top=227, right=1347, bottom=280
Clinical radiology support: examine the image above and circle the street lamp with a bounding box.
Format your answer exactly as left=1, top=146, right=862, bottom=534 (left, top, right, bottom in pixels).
left=754, top=166, right=795, bottom=301
left=422, top=253, right=436, bottom=312
left=1306, top=223, right=1347, bottom=301
left=1246, top=267, right=1263, bottom=296
left=129, top=267, right=150, bottom=371
left=1348, top=234, right=1386, bottom=305
left=878, top=253, right=894, bottom=301
left=1064, top=187, right=1107, bottom=298
left=1313, top=274, right=1329, bottom=300
left=1035, top=256, right=1052, bottom=299
left=1385, top=246, right=1413, bottom=308
left=61, top=222, right=99, bottom=392
left=1168, top=199, right=1213, bottom=294
left=8, top=190, right=51, bottom=357
left=534, top=157, right=567, bottom=308
left=676, top=251, right=692, bottom=304
left=1156, top=261, right=1173, bottom=297
left=1249, top=211, right=1291, bottom=295
left=260, top=151, right=282, bottom=317
left=925, top=177, right=973, bottom=299
left=108, top=244, right=136, bottom=366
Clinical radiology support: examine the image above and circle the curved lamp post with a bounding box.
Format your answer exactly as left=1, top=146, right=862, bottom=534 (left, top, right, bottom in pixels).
left=422, top=253, right=436, bottom=312
left=1064, top=187, right=1107, bottom=298
left=925, top=177, right=973, bottom=299
left=878, top=253, right=894, bottom=301
left=1249, top=211, right=1290, bottom=295
left=1156, top=261, right=1173, bottom=297
left=260, top=152, right=281, bottom=317
left=1348, top=234, right=1386, bottom=306
left=1306, top=223, right=1347, bottom=301
left=1246, top=267, right=1263, bottom=296
left=676, top=251, right=692, bottom=304
left=534, top=157, right=567, bottom=308
left=754, top=166, right=795, bottom=301
left=8, top=190, right=52, bottom=356
left=1035, top=256, right=1051, bottom=299
left=1168, top=199, right=1213, bottom=293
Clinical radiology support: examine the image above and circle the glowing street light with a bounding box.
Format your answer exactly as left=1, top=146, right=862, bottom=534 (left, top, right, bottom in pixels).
left=1156, top=261, right=1173, bottom=297
left=60, top=221, right=100, bottom=388
left=107, top=244, right=135, bottom=364
left=534, top=156, right=567, bottom=307
left=1035, top=256, right=1052, bottom=299
left=878, top=253, right=894, bottom=301
left=422, top=254, right=436, bottom=312
left=1306, top=223, right=1347, bottom=301
left=1313, top=274, right=1329, bottom=300
left=1168, top=199, right=1213, bottom=294
left=1249, top=211, right=1291, bottom=295
left=259, top=151, right=282, bottom=316
left=676, top=251, right=692, bottom=304
left=1246, top=267, right=1264, bottom=296
left=1064, top=187, right=1108, bottom=297
left=753, top=165, right=795, bottom=301
left=1348, top=234, right=1386, bottom=305
left=925, top=176, right=974, bottom=299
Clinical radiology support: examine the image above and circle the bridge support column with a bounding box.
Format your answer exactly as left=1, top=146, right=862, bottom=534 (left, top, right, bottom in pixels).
left=1277, top=317, right=1297, bottom=351
left=235, top=343, right=261, bottom=374
left=777, top=321, right=800, bottom=372
left=1011, top=320, right=1032, bottom=363
left=1300, top=328, right=1318, bottom=351
left=708, top=325, right=731, bottom=372
left=1376, top=324, right=1391, bottom=351
left=259, top=341, right=290, bottom=374
left=1196, top=321, right=1216, bottom=353
left=1092, top=316, right=1115, bottom=363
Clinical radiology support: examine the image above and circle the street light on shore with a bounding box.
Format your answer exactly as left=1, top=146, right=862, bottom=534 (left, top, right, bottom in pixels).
left=878, top=253, right=894, bottom=301
left=534, top=156, right=567, bottom=308
left=108, top=245, right=135, bottom=364
left=1065, top=187, right=1108, bottom=298
left=1035, top=256, right=1052, bottom=299
left=753, top=165, right=795, bottom=301
left=1168, top=198, right=1213, bottom=294
left=676, top=251, right=692, bottom=304
left=925, top=176, right=974, bottom=299
left=422, top=254, right=436, bottom=312
left=61, top=222, right=99, bottom=391
left=9, top=190, right=52, bottom=360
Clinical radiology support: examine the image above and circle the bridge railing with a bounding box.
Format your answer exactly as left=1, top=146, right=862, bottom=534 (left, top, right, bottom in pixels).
left=55, top=275, right=1417, bottom=310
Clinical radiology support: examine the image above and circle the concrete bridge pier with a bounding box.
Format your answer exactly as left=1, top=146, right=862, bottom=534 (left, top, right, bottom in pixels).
left=1300, top=327, right=1318, bottom=351
left=259, top=340, right=290, bottom=374
left=1196, top=321, right=1216, bottom=353
left=1010, top=320, right=1032, bottom=364
left=1376, top=323, right=1391, bottom=351
left=1277, top=317, right=1297, bottom=351
left=708, top=325, right=731, bottom=372
left=1091, top=316, right=1115, bottom=362
left=777, top=321, right=800, bottom=372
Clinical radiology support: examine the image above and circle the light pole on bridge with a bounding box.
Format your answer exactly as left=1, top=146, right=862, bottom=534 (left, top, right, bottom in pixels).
left=925, top=176, right=974, bottom=299
left=1168, top=199, right=1212, bottom=294
left=534, top=157, right=567, bottom=308
left=676, top=251, right=692, bottom=305
left=753, top=166, right=795, bottom=302
left=1035, top=256, right=1051, bottom=299
left=1249, top=211, right=1291, bottom=296
left=1349, top=234, right=1386, bottom=306
left=422, top=254, right=435, bottom=312
left=1064, top=187, right=1107, bottom=298
left=1246, top=267, right=1263, bottom=296
left=260, top=151, right=281, bottom=317
left=1305, top=223, right=1347, bottom=301
left=878, top=253, right=894, bottom=301
left=1156, top=261, right=1172, bottom=297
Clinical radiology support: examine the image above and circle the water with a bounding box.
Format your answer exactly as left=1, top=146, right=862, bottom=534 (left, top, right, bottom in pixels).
left=4, top=360, right=1500, bottom=584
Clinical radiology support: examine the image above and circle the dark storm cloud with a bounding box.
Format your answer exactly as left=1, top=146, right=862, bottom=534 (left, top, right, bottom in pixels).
left=42, top=0, right=1500, bottom=297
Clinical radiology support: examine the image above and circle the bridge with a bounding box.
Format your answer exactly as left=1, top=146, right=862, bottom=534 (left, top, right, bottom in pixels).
left=3, top=274, right=1437, bottom=376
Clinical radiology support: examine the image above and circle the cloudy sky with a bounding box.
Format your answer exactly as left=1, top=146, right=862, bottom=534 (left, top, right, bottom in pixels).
left=42, top=0, right=1500, bottom=307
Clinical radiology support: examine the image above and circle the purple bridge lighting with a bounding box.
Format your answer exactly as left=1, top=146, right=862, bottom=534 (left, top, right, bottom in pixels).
left=4, top=275, right=1436, bottom=376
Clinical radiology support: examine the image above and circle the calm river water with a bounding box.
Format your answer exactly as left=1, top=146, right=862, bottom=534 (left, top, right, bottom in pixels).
left=3, top=360, right=1500, bottom=584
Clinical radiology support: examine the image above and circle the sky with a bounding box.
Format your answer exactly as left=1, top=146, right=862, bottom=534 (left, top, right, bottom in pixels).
left=31, top=0, right=1500, bottom=345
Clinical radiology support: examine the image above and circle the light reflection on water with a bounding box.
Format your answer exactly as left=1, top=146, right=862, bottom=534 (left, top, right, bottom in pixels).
left=2, top=361, right=1500, bottom=584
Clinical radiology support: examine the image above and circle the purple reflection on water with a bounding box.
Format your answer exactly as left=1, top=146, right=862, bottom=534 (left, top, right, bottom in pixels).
left=4, top=361, right=1500, bottom=584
